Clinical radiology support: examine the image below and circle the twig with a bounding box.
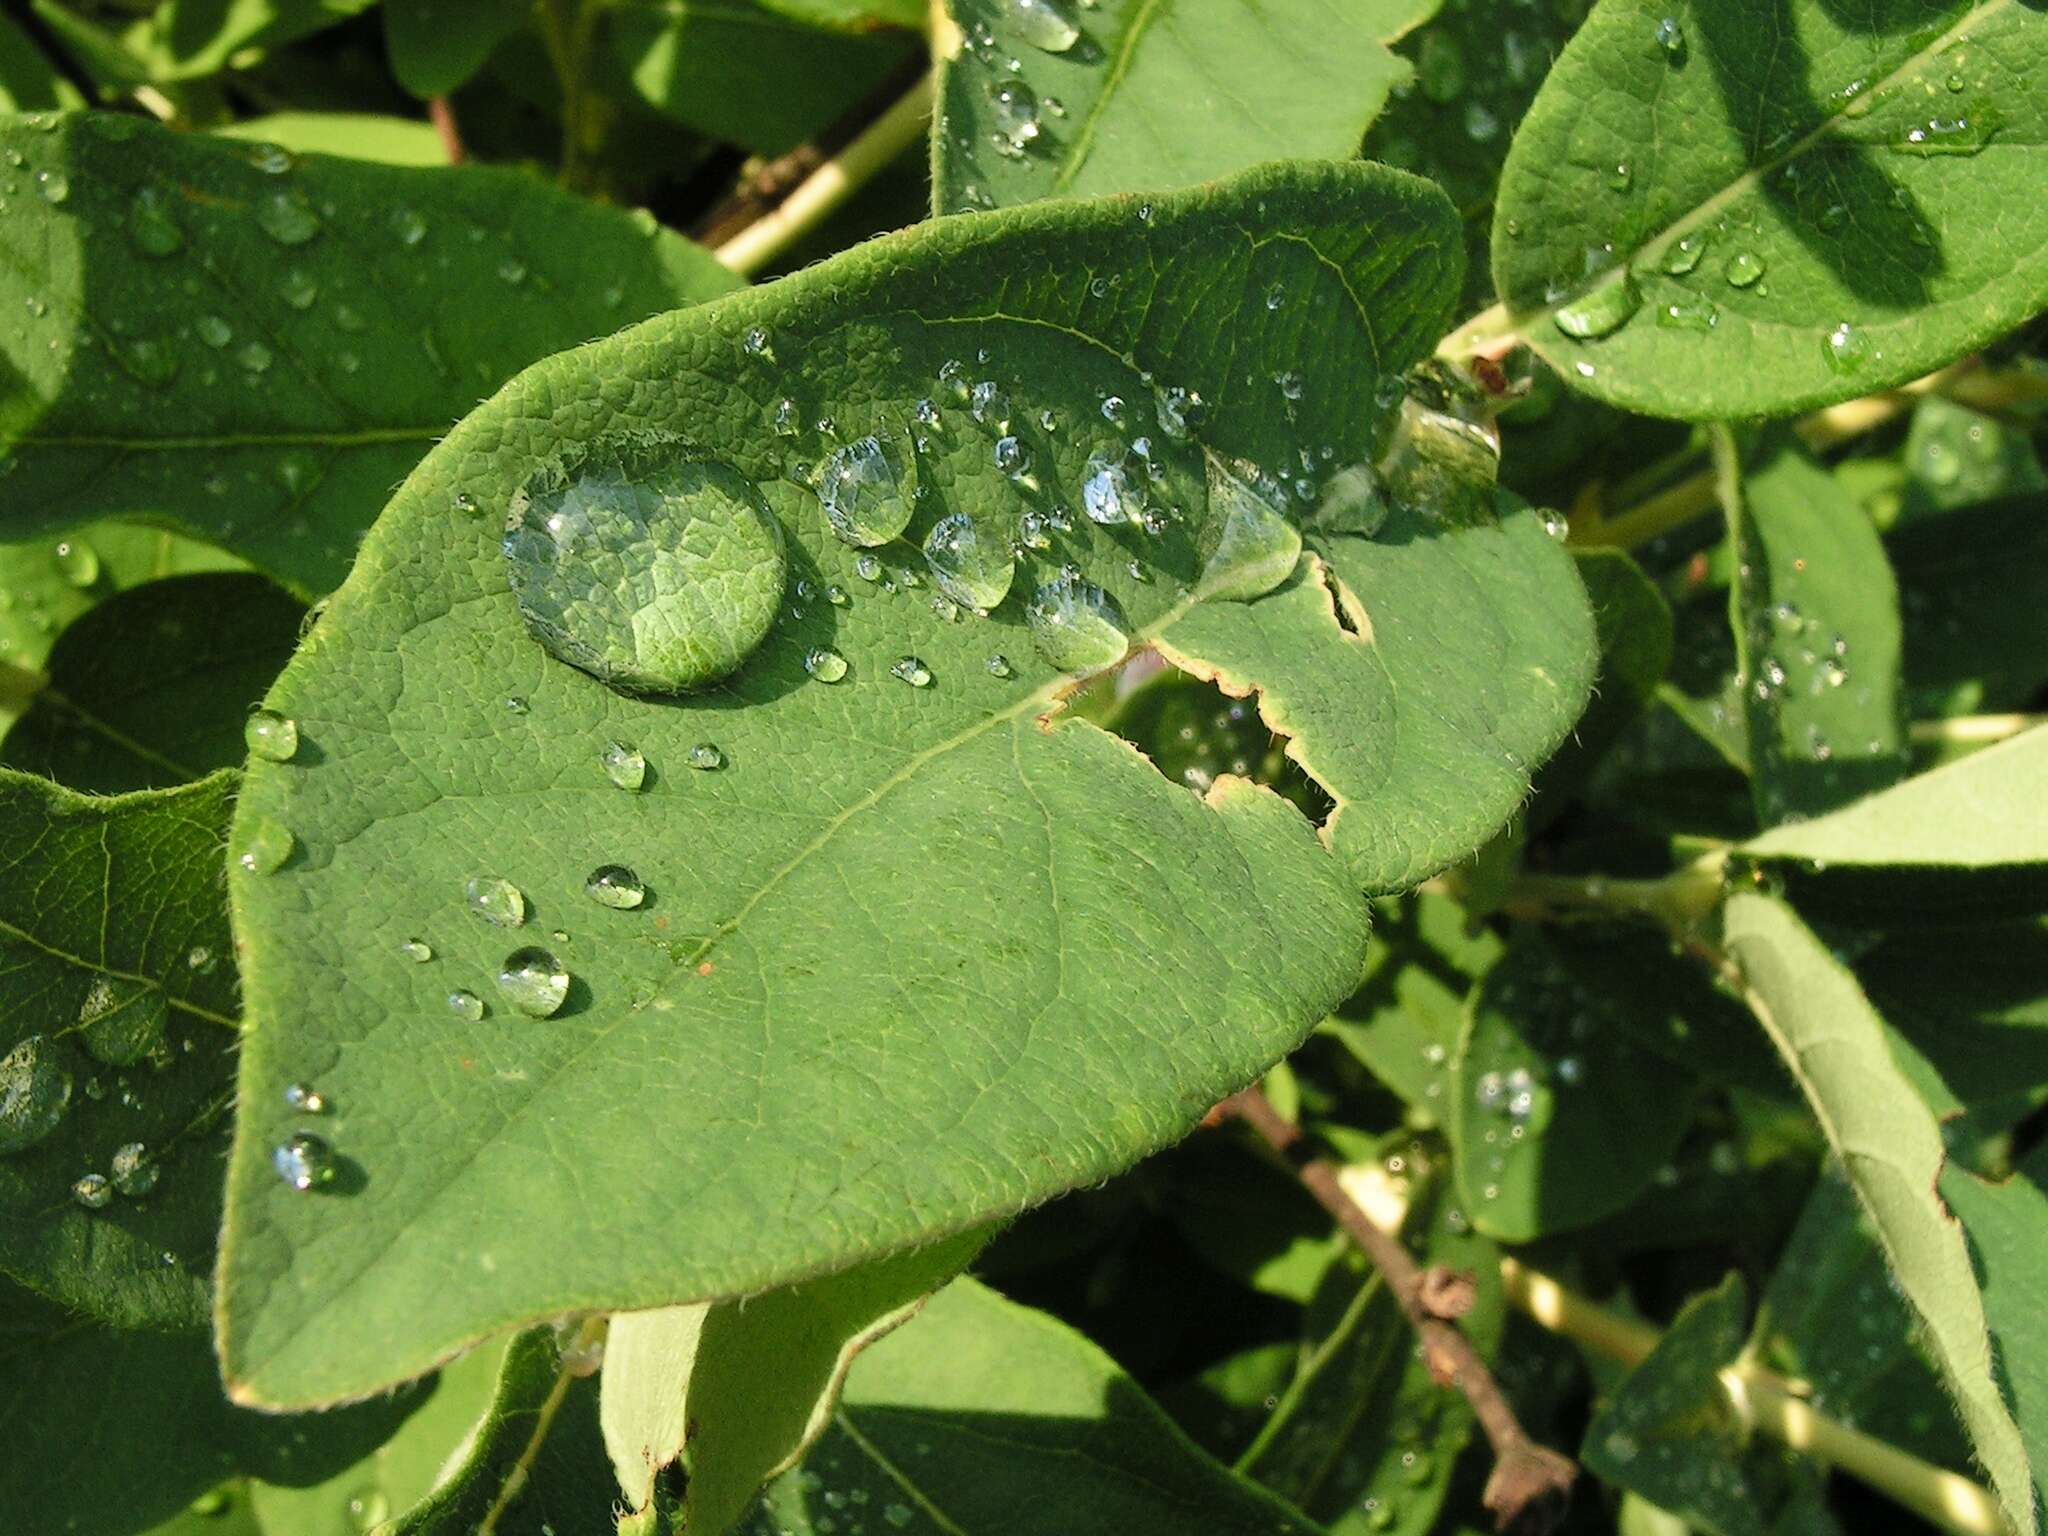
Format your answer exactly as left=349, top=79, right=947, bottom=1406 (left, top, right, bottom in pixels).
left=1501, top=1260, right=2014, bottom=1536
left=713, top=71, right=934, bottom=278
left=428, top=95, right=466, bottom=165
left=1221, top=1086, right=1577, bottom=1533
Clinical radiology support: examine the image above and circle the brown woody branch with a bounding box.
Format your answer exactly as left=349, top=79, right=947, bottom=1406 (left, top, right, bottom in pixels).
left=1220, top=1085, right=1577, bottom=1535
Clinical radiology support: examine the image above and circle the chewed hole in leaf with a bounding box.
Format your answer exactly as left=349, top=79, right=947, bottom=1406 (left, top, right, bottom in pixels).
left=501, top=435, right=787, bottom=694
left=1102, top=663, right=1333, bottom=824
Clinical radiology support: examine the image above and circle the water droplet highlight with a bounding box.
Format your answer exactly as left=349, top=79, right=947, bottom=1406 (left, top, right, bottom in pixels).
left=496, top=948, right=570, bottom=1018
left=273, top=1132, right=337, bottom=1192
left=804, top=646, right=849, bottom=682
left=601, top=741, right=646, bottom=791
left=923, top=513, right=1016, bottom=613
left=0, top=1036, right=72, bottom=1155
left=1025, top=575, right=1129, bottom=673
left=585, top=865, right=646, bottom=909
left=1006, top=0, right=1080, bottom=51
left=244, top=709, right=298, bottom=762
left=814, top=435, right=913, bottom=547
left=465, top=876, right=526, bottom=928
left=284, top=1082, right=328, bottom=1113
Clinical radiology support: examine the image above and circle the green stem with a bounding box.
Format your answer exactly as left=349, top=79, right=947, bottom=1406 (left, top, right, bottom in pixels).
left=713, top=72, right=935, bottom=278
left=1501, top=1260, right=2013, bottom=1536
left=538, top=0, right=601, bottom=192
left=1468, top=854, right=1729, bottom=932
left=1910, top=712, right=2044, bottom=746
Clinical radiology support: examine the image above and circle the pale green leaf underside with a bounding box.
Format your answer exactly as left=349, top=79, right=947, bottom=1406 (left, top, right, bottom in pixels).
left=745, top=1277, right=1325, bottom=1535
left=934, top=0, right=1436, bottom=213
left=216, top=113, right=452, bottom=167
left=1723, top=890, right=2034, bottom=1536
left=1491, top=0, right=2048, bottom=418
left=0, top=768, right=239, bottom=1330
left=216, top=161, right=1591, bottom=1409
left=0, top=113, right=737, bottom=598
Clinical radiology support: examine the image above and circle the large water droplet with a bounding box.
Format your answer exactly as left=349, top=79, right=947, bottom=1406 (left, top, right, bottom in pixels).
left=890, top=655, right=934, bottom=687
left=128, top=187, right=183, bottom=257
left=989, top=80, right=1043, bottom=154
left=273, top=1132, right=336, bottom=1191
left=585, top=865, right=646, bottom=909
left=1025, top=575, right=1129, bottom=673
left=1724, top=250, right=1766, bottom=287
left=73, top=1173, right=112, bottom=1209
left=814, top=435, right=914, bottom=547
left=1660, top=233, right=1706, bottom=275
left=601, top=740, right=646, bottom=791
left=0, top=1036, right=72, bottom=1155
left=244, top=708, right=298, bottom=762
left=1309, top=463, right=1389, bottom=538
left=236, top=816, right=294, bottom=875
left=1006, top=0, right=1080, bottom=51
left=496, top=947, right=570, bottom=1018
left=447, top=989, right=486, bottom=1021
left=1553, top=271, right=1642, bottom=339
left=1081, top=448, right=1143, bottom=525
left=923, top=513, right=1016, bottom=613
left=256, top=189, right=321, bottom=245
left=111, top=1141, right=158, bottom=1197
left=1822, top=321, right=1877, bottom=376
left=804, top=646, right=849, bottom=682
left=504, top=442, right=787, bottom=694
left=77, top=977, right=167, bottom=1067
left=1201, top=460, right=1301, bottom=601
left=54, top=539, right=99, bottom=587
left=465, top=876, right=526, bottom=928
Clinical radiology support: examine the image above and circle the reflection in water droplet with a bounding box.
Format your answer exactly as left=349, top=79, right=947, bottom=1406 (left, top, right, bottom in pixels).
left=1724, top=250, right=1766, bottom=287
left=1822, top=321, right=1876, bottom=375
left=814, top=435, right=913, bottom=547
left=447, top=989, right=486, bottom=1022
left=1025, top=575, right=1129, bottom=673
left=923, top=513, right=1016, bottom=613
left=245, top=709, right=299, bottom=762
left=1082, top=449, right=1142, bottom=525
left=986, top=653, right=1014, bottom=678
left=989, top=80, right=1043, bottom=154
left=804, top=646, right=849, bottom=682
left=1553, top=271, right=1642, bottom=339
left=688, top=743, right=724, bottom=770
left=1006, top=0, right=1080, bottom=51
left=236, top=816, right=294, bottom=875
left=111, top=1142, right=158, bottom=1197
left=496, top=948, right=570, bottom=1018
left=465, top=876, right=527, bottom=928
left=891, top=656, right=934, bottom=687
left=505, top=444, right=787, bottom=694
left=1201, top=459, right=1301, bottom=601
left=73, top=1173, right=112, bottom=1209
left=602, top=741, right=646, bottom=791
left=273, top=1133, right=336, bottom=1191
left=284, top=1082, right=328, bottom=1113
left=585, top=865, right=646, bottom=909
left=256, top=190, right=321, bottom=245
left=78, top=977, right=167, bottom=1068
left=1653, top=15, right=1685, bottom=56
left=0, top=1035, right=72, bottom=1155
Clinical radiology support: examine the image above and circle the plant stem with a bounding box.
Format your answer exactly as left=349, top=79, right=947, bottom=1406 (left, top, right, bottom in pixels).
left=713, top=72, right=935, bottom=278
left=1222, top=1085, right=1578, bottom=1533
left=1911, top=712, right=2044, bottom=746
left=429, top=95, right=467, bottom=165
left=537, top=0, right=600, bottom=192
left=1500, top=1260, right=2013, bottom=1536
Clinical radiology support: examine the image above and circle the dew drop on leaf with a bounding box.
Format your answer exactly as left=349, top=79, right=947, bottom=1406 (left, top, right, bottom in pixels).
left=72, top=1172, right=112, bottom=1209
left=77, top=977, right=167, bottom=1067
left=273, top=1132, right=337, bottom=1191
left=1653, top=16, right=1685, bottom=57
left=1660, top=233, right=1706, bottom=275
left=601, top=740, right=646, bottom=791
left=36, top=170, right=69, bottom=205
left=1082, top=448, right=1143, bottom=525
left=1553, top=271, right=1642, bottom=339
left=994, top=435, right=1033, bottom=479
left=1006, top=0, right=1080, bottom=52
left=1201, top=459, right=1301, bottom=602
left=804, top=646, right=849, bottom=682
left=1309, top=463, right=1389, bottom=538
left=990, top=79, right=1044, bottom=154
left=128, top=187, right=183, bottom=257
left=236, top=816, right=295, bottom=875
left=1025, top=574, right=1129, bottom=673
left=585, top=865, right=647, bottom=909
left=53, top=538, right=99, bottom=587
left=1822, top=321, right=1877, bottom=375
left=284, top=1082, right=328, bottom=1113
left=891, top=656, right=934, bottom=688
left=244, top=708, right=299, bottom=762
left=1723, top=250, right=1766, bottom=288
left=0, top=1036, right=72, bottom=1155
left=111, top=1141, right=158, bottom=1197
left=399, top=938, right=433, bottom=963
left=986, top=653, right=1013, bottom=678
left=687, top=742, right=724, bottom=771
left=1657, top=296, right=1719, bottom=331
left=256, top=190, right=321, bottom=245
left=447, top=990, right=486, bottom=1022
left=813, top=434, right=914, bottom=547
left=924, top=513, right=1017, bottom=613
left=503, top=442, right=787, bottom=694
left=345, top=1489, right=391, bottom=1533
left=465, top=876, right=527, bottom=928
left=496, top=948, right=570, bottom=1018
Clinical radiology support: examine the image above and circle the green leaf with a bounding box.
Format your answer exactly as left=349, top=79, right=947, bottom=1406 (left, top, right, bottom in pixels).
left=1725, top=432, right=1906, bottom=824
left=0, top=767, right=238, bottom=1330
left=1899, top=396, right=2046, bottom=524
left=384, top=0, right=528, bottom=98
left=744, top=1277, right=1327, bottom=1535
left=935, top=0, right=1438, bottom=214
left=1890, top=492, right=2048, bottom=717
left=119, top=0, right=380, bottom=80
left=0, top=112, right=738, bottom=598
left=0, top=520, right=244, bottom=733
left=0, top=11, right=86, bottom=111
left=213, top=161, right=1597, bottom=1408
left=2, top=572, right=304, bottom=793
left=1722, top=889, right=2035, bottom=1536
left=756, top=0, right=924, bottom=30
left=1742, top=725, right=2048, bottom=912
left=1943, top=1147, right=2048, bottom=1526
left=216, top=112, right=453, bottom=167
left=1529, top=545, right=1672, bottom=814
left=609, top=0, right=921, bottom=157
left=1451, top=928, right=1701, bottom=1240
left=1581, top=1274, right=1762, bottom=1536
left=0, top=1275, right=428, bottom=1536
left=1486, top=0, right=2048, bottom=419
left=603, top=1230, right=989, bottom=1526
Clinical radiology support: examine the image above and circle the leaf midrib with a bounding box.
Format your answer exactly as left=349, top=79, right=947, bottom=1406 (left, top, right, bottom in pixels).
left=1047, top=0, right=1168, bottom=195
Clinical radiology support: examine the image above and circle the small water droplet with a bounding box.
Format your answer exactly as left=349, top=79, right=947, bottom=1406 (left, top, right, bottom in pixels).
left=447, top=989, right=486, bottom=1021
left=0, top=1036, right=72, bottom=1155
left=742, top=326, right=773, bottom=359
left=345, top=1488, right=391, bottom=1533
left=237, top=340, right=273, bottom=374
left=390, top=206, right=427, bottom=245
left=1156, top=385, right=1205, bottom=440
left=1081, top=448, right=1143, bottom=525
left=77, top=978, right=167, bottom=1067
left=923, top=513, right=1016, bottom=613
left=399, top=938, right=433, bottom=963
left=1025, top=574, right=1129, bottom=673
left=889, top=655, right=934, bottom=688
left=1553, top=271, right=1642, bottom=339
left=273, top=1133, right=336, bottom=1192
left=1653, top=15, right=1685, bottom=56
left=804, top=646, right=849, bottom=682
left=1660, top=233, right=1706, bottom=274
left=465, top=876, right=527, bottom=928
left=111, top=1142, right=158, bottom=1198
left=280, top=267, right=319, bottom=310
left=989, top=79, right=1043, bottom=153
left=53, top=538, right=99, bottom=587
left=601, top=741, right=646, bottom=791
left=73, top=1173, right=112, bottom=1209
left=244, top=708, right=298, bottom=762
left=1657, top=295, right=1720, bottom=331
left=36, top=170, right=69, bottom=205
left=236, top=816, right=294, bottom=875
left=1724, top=250, right=1766, bottom=287
left=985, top=653, right=1013, bottom=678
left=688, top=742, right=724, bottom=771
left=256, top=190, right=321, bottom=245
left=585, top=865, right=646, bottom=909
left=128, top=187, right=183, bottom=256
left=496, top=948, right=570, bottom=1018
left=993, top=435, right=1033, bottom=479
left=1822, top=321, right=1876, bottom=375
left=814, top=435, right=914, bottom=546
left=284, top=1082, right=328, bottom=1113
left=196, top=314, right=233, bottom=349
left=1005, top=0, right=1080, bottom=50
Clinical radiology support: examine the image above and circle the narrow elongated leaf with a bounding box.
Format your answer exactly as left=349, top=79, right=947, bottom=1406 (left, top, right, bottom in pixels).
left=1487, top=0, right=2048, bottom=418
left=935, top=0, right=1437, bottom=212
left=217, top=113, right=452, bottom=167
left=745, top=1277, right=1326, bottom=1535
left=1722, top=889, right=2034, bottom=1536
left=1726, top=433, right=1906, bottom=824
left=0, top=113, right=737, bottom=597
left=119, top=0, right=379, bottom=80
left=214, top=162, right=1594, bottom=1409
left=0, top=768, right=237, bottom=1329
left=2, top=572, right=304, bottom=793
